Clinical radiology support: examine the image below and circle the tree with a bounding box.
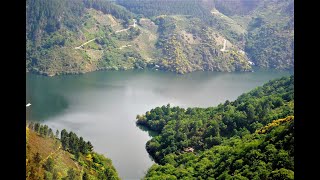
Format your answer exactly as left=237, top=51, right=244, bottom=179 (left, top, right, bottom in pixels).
left=62, top=137, right=70, bottom=150
left=28, top=122, right=35, bottom=130
left=79, top=137, right=89, bottom=154
left=39, top=125, right=45, bottom=136
left=44, top=171, right=53, bottom=180
left=34, top=123, right=40, bottom=133
left=75, top=152, right=80, bottom=160
left=52, top=169, right=60, bottom=180
left=66, top=168, right=78, bottom=180
left=56, top=130, right=59, bottom=139
left=269, top=168, right=294, bottom=180
left=48, top=128, right=53, bottom=138
left=61, top=129, right=68, bottom=140
left=82, top=172, right=90, bottom=180
left=61, top=129, right=69, bottom=150
left=33, top=152, right=42, bottom=165
left=246, top=104, right=256, bottom=120
left=87, top=141, right=93, bottom=152
left=43, top=125, right=49, bottom=137
left=43, top=157, right=55, bottom=172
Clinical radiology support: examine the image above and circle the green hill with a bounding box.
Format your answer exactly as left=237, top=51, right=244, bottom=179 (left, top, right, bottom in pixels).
left=153, top=15, right=251, bottom=74
left=244, top=0, right=294, bottom=70
left=26, top=124, right=120, bottom=180
left=26, top=0, right=293, bottom=76
left=137, top=76, right=294, bottom=179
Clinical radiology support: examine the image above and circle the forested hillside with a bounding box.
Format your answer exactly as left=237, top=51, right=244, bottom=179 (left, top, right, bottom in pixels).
left=145, top=116, right=294, bottom=179
left=26, top=0, right=140, bottom=76
left=137, top=76, right=294, bottom=179
left=153, top=15, right=251, bottom=74
left=26, top=123, right=120, bottom=180
left=117, top=0, right=214, bottom=20
left=117, top=0, right=294, bottom=71
left=26, top=0, right=294, bottom=76
left=245, top=0, right=294, bottom=70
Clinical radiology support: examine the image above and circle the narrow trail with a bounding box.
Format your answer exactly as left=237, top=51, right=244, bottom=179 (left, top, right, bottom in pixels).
left=40, top=144, right=61, bottom=164
left=75, top=38, right=97, bottom=49
left=75, top=19, right=137, bottom=50
left=115, top=28, right=130, bottom=33
left=114, top=19, right=137, bottom=34
left=118, top=44, right=132, bottom=50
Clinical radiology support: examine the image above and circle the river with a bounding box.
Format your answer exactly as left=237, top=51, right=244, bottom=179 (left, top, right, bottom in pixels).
left=26, top=69, right=292, bottom=179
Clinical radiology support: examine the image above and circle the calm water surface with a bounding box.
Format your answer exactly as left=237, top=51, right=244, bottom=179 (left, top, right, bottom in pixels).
left=26, top=69, right=292, bottom=180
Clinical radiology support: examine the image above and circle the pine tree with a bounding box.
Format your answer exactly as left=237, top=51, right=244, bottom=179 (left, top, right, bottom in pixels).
left=48, top=128, right=53, bottom=138
left=33, top=152, right=42, bottom=165
left=28, top=122, right=35, bottom=130
left=34, top=123, right=40, bottom=133
left=82, top=172, right=90, bottom=180
left=56, top=130, right=59, bottom=139
left=43, top=157, right=54, bottom=172
left=87, top=141, right=93, bottom=152
left=67, top=168, right=78, bottom=180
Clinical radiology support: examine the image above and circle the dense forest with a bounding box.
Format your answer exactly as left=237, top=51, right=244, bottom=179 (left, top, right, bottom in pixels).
left=26, top=0, right=294, bottom=75
left=145, top=116, right=293, bottom=179
left=116, top=0, right=214, bottom=20
left=214, top=0, right=262, bottom=16
left=137, top=76, right=294, bottom=179
left=26, top=122, right=120, bottom=180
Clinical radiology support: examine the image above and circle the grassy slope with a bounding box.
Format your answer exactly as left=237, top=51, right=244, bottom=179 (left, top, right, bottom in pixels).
left=154, top=15, right=252, bottom=74
left=28, top=7, right=159, bottom=76
left=26, top=127, right=120, bottom=180
left=26, top=128, right=78, bottom=178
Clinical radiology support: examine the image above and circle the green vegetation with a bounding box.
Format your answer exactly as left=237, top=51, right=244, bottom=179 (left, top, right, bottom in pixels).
left=26, top=0, right=138, bottom=76
left=245, top=0, right=294, bottom=70
left=27, top=0, right=293, bottom=76
left=117, top=0, right=214, bottom=20
left=153, top=15, right=251, bottom=74
left=144, top=116, right=293, bottom=179
left=214, top=0, right=261, bottom=16
left=137, top=76, right=294, bottom=179
left=26, top=123, right=120, bottom=180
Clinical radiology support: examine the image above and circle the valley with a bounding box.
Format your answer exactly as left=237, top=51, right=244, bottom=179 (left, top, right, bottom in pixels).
left=26, top=0, right=294, bottom=179
left=26, top=69, right=292, bottom=179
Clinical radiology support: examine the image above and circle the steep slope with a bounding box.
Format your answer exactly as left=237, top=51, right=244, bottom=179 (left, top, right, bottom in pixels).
left=153, top=15, right=251, bottom=74
left=26, top=0, right=140, bottom=76
left=26, top=124, right=120, bottom=180
left=26, top=0, right=293, bottom=76
left=137, top=76, right=294, bottom=179
left=116, top=0, right=294, bottom=71
left=244, top=0, right=294, bottom=70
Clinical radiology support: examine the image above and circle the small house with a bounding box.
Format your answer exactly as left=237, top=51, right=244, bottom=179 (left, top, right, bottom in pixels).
left=184, top=147, right=194, bottom=152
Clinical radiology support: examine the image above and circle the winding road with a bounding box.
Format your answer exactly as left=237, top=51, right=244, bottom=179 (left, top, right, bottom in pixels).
left=75, top=19, right=138, bottom=50
left=75, top=38, right=97, bottom=49
left=40, top=144, right=61, bottom=164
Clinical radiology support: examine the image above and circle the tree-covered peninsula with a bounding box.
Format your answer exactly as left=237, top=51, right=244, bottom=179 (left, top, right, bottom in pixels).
left=137, top=76, right=294, bottom=179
